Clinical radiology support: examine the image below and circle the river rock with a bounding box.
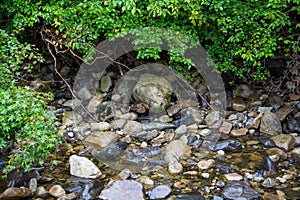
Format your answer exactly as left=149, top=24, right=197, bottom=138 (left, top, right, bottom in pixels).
left=99, top=180, right=144, bottom=200
left=266, top=148, right=287, bottom=160
left=205, top=111, right=221, bottom=127
left=110, top=119, right=127, bottom=130
left=287, top=117, right=300, bottom=133
left=168, top=161, right=183, bottom=174
left=219, top=121, right=232, bottom=134
left=69, top=155, right=102, bottom=179
left=197, top=159, right=215, bottom=170
left=142, top=122, right=176, bottom=131
left=91, top=122, right=111, bottom=131
left=100, top=75, right=112, bottom=92
left=222, top=181, right=260, bottom=200
left=175, top=125, right=187, bottom=139
left=0, top=187, right=31, bottom=199
left=62, top=112, right=83, bottom=126
left=252, top=113, right=262, bottom=129
left=231, top=97, right=246, bottom=111
left=133, top=74, right=173, bottom=113
left=231, top=128, right=248, bottom=136
left=224, top=173, right=243, bottom=181
left=119, top=112, right=138, bottom=120
left=167, top=103, right=182, bottom=116
left=271, top=134, right=295, bottom=151
left=49, top=185, right=66, bottom=198
left=77, top=86, right=93, bottom=101
left=29, top=178, right=37, bottom=195
left=260, top=111, right=282, bottom=135
left=148, top=185, right=172, bottom=199
left=36, top=186, right=48, bottom=198
left=275, top=105, right=294, bottom=121
left=210, top=140, right=242, bottom=152
left=83, top=131, right=119, bottom=150
left=123, top=121, right=143, bottom=136
left=87, top=93, right=104, bottom=113
left=164, top=137, right=191, bottom=164
left=236, top=84, right=254, bottom=98
left=157, top=115, right=173, bottom=123
left=58, top=192, right=78, bottom=200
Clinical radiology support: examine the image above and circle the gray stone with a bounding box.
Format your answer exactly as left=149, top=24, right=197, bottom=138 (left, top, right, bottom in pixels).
left=148, top=185, right=172, bottom=199
left=83, top=131, right=119, bottom=150
left=205, top=111, right=220, bottom=126
left=119, top=112, right=138, bottom=120
left=222, top=181, right=260, bottom=200
left=29, top=178, right=37, bottom=194
left=185, top=107, right=204, bottom=124
left=77, top=86, right=93, bottom=101
left=258, top=107, right=273, bottom=114
left=287, top=117, right=300, bottom=133
left=164, top=137, right=191, bottom=164
left=175, top=125, right=187, bottom=138
left=87, top=93, right=103, bottom=113
left=142, top=122, right=175, bottom=131
left=197, top=159, right=215, bottom=170
left=110, top=119, right=127, bottom=130
left=271, top=134, right=295, bottom=151
left=167, top=103, right=182, bottom=116
left=63, top=99, right=81, bottom=108
left=100, top=75, right=112, bottom=92
left=49, top=185, right=66, bottom=198
left=62, top=112, right=83, bottom=126
left=91, top=122, right=111, bottom=131
left=236, top=84, right=254, bottom=98
left=275, top=105, right=294, bottom=121
left=157, top=115, right=173, bottom=123
left=60, top=66, right=71, bottom=76
left=69, top=155, right=102, bottom=179
left=123, top=121, right=143, bottom=136
left=99, top=180, right=144, bottom=200
left=0, top=187, right=31, bottom=199
left=133, top=74, right=173, bottom=112
left=260, top=111, right=282, bottom=135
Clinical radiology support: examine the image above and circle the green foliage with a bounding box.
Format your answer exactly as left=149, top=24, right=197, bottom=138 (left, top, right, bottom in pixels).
left=2, top=0, right=299, bottom=79
left=0, top=30, right=59, bottom=172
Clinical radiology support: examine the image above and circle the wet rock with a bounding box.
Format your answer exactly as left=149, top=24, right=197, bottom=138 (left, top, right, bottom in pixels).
left=29, top=178, right=37, bottom=195
left=205, top=111, right=220, bottom=127
left=224, top=173, right=243, bottom=181
left=175, top=194, right=205, bottom=200
left=100, top=75, right=112, bottom=92
left=276, top=105, right=294, bottom=121
left=87, top=93, right=103, bottom=113
left=94, top=141, right=128, bottom=162
left=99, top=180, right=144, bottom=200
left=164, top=137, right=191, bottom=164
left=287, top=117, right=300, bottom=133
left=222, top=181, right=260, bottom=200
left=236, top=84, right=254, bottom=98
left=167, top=103, right=182, bottom=116
left=231, top=128, right=248, bottom=136
left=57, top=192, right=78, bottom=200
left=5, top=168, right=40, bottom=188
left=262, top=178, right=277, bottom=188
left=133, top=74, right=173, bottom=113
left=142, top=122, right=176, bottom=131
left=136, top=130, right=158, bottom=141
left=197, top=159, right=215, bottom=170
left=36, top=186, right=48, bottom=198
left=260, top=156, right=276, bottom=172
left=69, top=155, right=102, bottom=179
left=0, top=187, right=31, bottom=199
left=271, top=134, right=295, bottom=151
left=231, top=97, right=246, bottom=111
left=168, top=161, right=183, bottom=174
left=132, top=146, right=161, bottom=158
left=172, top=115, right=193, bottom=126
left=91, top=122, right=111, bottom=131
left=148, top=185, right=172, bottom=199
left=110, top=119, right=127, bottom=130
left=123, top=121, right=143, bottom=136
left=96, top=102, right=114, bottom=122
left=216, top=165, right=239, bottom=174
left=251, top=113, right=262, bottom=129
left=219, top=121, right=232, bottom=134
left=266, top=148, right=287, bottom=160
left=67, top=180, right=103, bottom=200
left=258, top=107, right=273, bottom=114
left=210, top=140, right=242, bottom=152
left=83, top=131, right=119, bottom=150
left=62, top=112, right=83, bottom=126
left=49, top=185, right=66, bottom=198
left=260, top=111, right=282, bottom=135
left=138, top=176, right=154, bottom=189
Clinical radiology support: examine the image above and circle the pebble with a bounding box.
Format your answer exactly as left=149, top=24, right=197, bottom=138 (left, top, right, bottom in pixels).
left=29, top=178, right=37, bottom=194
left=219, top=121, right=232, bottom=134
left=224, top=173, right=243, bottom=181
left=231, top=97, right=247, bottom=111
left=123, top=121, right=143, bottom=136
left=36, top=186, right=48, bottom=198
left=271, top=134, right=295, bottom=151
left=148, top=185, right=172, bottom=199
left=205, top=111, right=221, bottom=126
left=260, top=111, right=282, bottom=135
left=222, top=181, right=261, bottom=200
left=91, top=122, right=111, bottom=131
left=197, top=159, right=215, bottom=170
left=231, top=128, right=248, bottom=136
left=49, top=185, right=66, bottom=198
left=168, top=162, right=183, bottom=174
left=201, top=172, right=210, bottom=178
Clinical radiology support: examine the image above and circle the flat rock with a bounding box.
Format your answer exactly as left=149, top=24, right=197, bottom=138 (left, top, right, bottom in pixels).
left=87, top=93, right=103, bottom=113
left=271, top=134, right=295, bottom=151
left=62, top=112, right=83, bottom=126
left=205, top=111, right=220, bottom=127
left=224, top=173, right=243, bottom=181
left=148, top=185, right=172, bottom=199
left=100, top=75, right=112, bottom=92
left=260, top=111, right=282, bottom=135
left=99, top=180, right=144, bottom=200
left=275, top=105, right=294, bottom=121
left=49, top=185, right=66, bottom=198
left=77, top=86, right=93, bottom=101
left=231, top=128, right=248, bottom=136
left=83, top=131, right=119, bottom=150
left=123, top=121, right=143, bottom=136
left=222, top=181, right=260, bottom=200
left=219, top=121, right=232, bottom=134
left=69, top=155, right=102, bottom=179
left=36, top=186, right=48, bottom=198
left=164, top=138, right=191, bottom=164
left=0, top=187, right=31, bottom=199
left=91, top=122, right=111, bottom=131
left=110, top=119, right=127, bottom=130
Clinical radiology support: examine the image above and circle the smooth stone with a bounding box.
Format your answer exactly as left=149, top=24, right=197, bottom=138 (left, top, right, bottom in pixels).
left=91, top=122, right=111, bottom=131
left=132, top=146, right=161, bottom=158
left=83, top=131, right=119, bottom=150
left=236, top=84, right=254, bottom=98
left=224, top=173, right=243, bottom=181
left=69, top=155, right=102, bottom=179
left=148, top=185, right=172, bottom=199
left=205, top=111, right=220, bottom=126
left=63, top=99, right=81, bottom=108
left=94, top=141, right=128, bottom=162
left=29, top=178, right=37, bottom=194
left=222, top=181, right=260, bottom=200
left=100, top=75, right=112, bottom=92
left=275, top=105, right=294, bottom=121
left=231, top=128, right=248, bottom=136
left=260, top=156, right=276, bottom=172
left=201, top=172, right=210, bottom=178
left=157, top=115, right=173, bottom=123
left=60, top=66, right=70, bottom=76
left=164, top=138, right=191, bottom=164
left=0, top=187, right=31, bottom=199
left=258, top=107, right=273, bottom=114
left=219, top=121, right=232, bottom=134
left=118, top=168, right=132, bottom=180
left=142, top=122, right=176, bottom=131
left=287, top=117, right=300, bottom=133
left=123, top=121, right=143, bottom=136
left=197, top=159, right=215, bottom=170
left=260, top=111, right=282, bottom=135
left=138, top=176, right=154, bottom=188
left=231, top=97, right=246, bottom=111
left=49, top=185, right=66, bottom=198
left=87, top=94, right=103, bottom=114
left=175, top=125, right=187, bottom=139
left=175, top=194, right=205, bottom=200
left=119, top=112, right=138, bottom=120
left=36, top=186, right=48, bottom=198
left=99, top=180, right=144, bottom=200
left=185, top=107, right=204, bottom=124
left=168, top=161, right=183, bottom=174
left=110, top=119, right=127, bottom=130
left=62, top=112, right=83, bottom=126
left=210, top=140, right=242, bottom=152
left=77, top=87, right=93, bottom=101
left=271, top=134, right=295, bottom=151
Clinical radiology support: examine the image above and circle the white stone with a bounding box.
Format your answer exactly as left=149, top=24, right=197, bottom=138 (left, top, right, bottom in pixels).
left=69, top=155, right=102, bottom=179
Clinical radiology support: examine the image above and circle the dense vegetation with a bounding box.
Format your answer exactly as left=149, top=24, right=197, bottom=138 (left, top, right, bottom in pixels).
left=0, top=0, right=299, bottom=172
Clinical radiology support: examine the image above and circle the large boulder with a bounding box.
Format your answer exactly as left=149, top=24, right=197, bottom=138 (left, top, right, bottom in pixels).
left=132, top=74, right=173, bottom=113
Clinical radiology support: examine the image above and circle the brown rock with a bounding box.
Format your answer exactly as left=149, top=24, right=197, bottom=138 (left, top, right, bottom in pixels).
left=219, top=121, right=233, bottom=134
left=271, top=134, right=295, bottom=151
left=231, top=97, right=246, bottom=111
left=231, top=128, right=248, bottom=136
left=0, top=187, right=31, bottom=199
left=49, top=185, right=66, bottom=198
